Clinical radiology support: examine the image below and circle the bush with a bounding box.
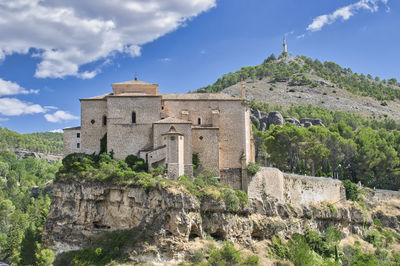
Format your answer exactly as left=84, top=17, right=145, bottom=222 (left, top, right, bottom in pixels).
left=125, top=155, right=148, bottom=172
left=247, top=162, right=260, bottom=176
left=342, top=180, right=360, bottom=201
left=192, top=153, right=200, bottom=172
left=208, top=241, right=242, bottom=265
left=225, top=190, right=240, bottom=212
left=327, top=203, right=337, bottom=213
left=350, top=252, right=379, bottom=266
left=35, top=248, right=55, bottom=266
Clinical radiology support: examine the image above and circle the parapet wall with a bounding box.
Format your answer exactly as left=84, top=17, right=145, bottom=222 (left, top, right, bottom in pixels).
left=248, top=167, right=346, bottom=206
left=367, top=189, right=400, bottom=202
left=283, top=173, right=346, bottom=205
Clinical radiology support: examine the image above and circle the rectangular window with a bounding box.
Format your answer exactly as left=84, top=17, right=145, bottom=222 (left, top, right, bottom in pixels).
left=77, top=143, right=80, bottom=148
left=77, top=133, right=80, bottom=138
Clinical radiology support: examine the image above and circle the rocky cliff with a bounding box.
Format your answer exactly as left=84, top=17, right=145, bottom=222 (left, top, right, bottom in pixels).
left=43, top=170, right=400, bottom=264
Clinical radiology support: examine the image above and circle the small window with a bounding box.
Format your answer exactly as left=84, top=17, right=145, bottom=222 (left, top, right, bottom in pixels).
left=103, top=116, right=107, bottom=126
left=132, top=111, right=136, bottom=124
left=161, top=106, right=164, bottom=110
left=197, top=118, right=201, bottom=125
left=91, top=119, right=95, bottom=124
left=199, top=136, right=203, bottom=140
left=77, top=133, right=80, bottom=138
left=77, top=143, right=80, bottom=148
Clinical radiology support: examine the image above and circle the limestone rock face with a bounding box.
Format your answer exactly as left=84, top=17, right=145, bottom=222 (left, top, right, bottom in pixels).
left=43, top=176, right=400, bottom=262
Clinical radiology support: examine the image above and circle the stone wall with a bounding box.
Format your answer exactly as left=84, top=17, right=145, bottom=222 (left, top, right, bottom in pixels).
left=283, top=173, right=346, bottom=205
left=367, top=189, right=400, bottom=202
left=248, top=167, right=346, bottom=206
left=80, top=99, right=107, bottom=155
left=63, top=127, right=81, bottom=157
left=192, top=127, right=219, bottom=175
left=163, top=98, right=252, bottom=169
left=220, top=168, right=243, bottom=190
left=106, top=96, right=161, bottom=159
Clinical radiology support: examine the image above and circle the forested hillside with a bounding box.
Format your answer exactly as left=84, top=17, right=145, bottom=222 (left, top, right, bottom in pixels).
left=252, top=103, right=400, bottom=191
left=0, top=150, right=60, bottom=264
left=0, top=128, right=63, bottom=155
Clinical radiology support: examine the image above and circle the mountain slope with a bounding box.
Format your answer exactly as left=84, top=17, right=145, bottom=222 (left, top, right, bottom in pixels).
left=198, top=55, right=400, bottom=121
left=0, top=127, right=63, bottom=156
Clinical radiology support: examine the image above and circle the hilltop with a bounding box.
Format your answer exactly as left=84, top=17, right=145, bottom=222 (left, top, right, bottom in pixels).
left=197, top=54, right=400, bottom=121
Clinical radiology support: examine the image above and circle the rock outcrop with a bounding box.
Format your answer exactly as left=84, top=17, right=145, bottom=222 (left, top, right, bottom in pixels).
left=250, top=109, right=324, bottom=131
left=42, top=172, right=400, bottom=263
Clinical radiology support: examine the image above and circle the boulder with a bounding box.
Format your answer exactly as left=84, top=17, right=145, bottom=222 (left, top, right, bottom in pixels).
left=267, top=111, right=284, bottom=127
left=250, top=115, right=258, bottom=125
left=284, top=117, right=300, bottom=126
left=303, top=121, right=312, bottom=128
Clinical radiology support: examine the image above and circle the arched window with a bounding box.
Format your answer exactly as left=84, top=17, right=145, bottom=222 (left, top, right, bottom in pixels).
left=197, top=118, right=201, bottom=125
left=103, top=115, right=107, bottom=126
left=132, top=111, right=136, bottom=124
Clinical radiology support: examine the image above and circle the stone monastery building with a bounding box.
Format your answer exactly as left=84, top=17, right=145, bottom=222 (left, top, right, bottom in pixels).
left=64, top=78, right=255, bottom=191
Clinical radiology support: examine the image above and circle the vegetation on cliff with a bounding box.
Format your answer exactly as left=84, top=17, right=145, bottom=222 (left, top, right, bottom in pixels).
left=0, top=127, right=63, bottom=155
left=58, top=153, right=248, bottom=209
left=252, top=104, right=400, bottom=190
left=0, top=150, right=59, bottom=265
left=268, top=225, right=400, bottom=266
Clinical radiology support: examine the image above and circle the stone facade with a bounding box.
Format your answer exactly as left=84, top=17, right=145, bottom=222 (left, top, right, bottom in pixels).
left=64, top=79, right=254, bottom=190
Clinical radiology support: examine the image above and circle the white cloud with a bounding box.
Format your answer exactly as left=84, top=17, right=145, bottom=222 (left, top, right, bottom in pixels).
left=0, top=0, right=216, bottom=79
left=307, top=0, right=389, bottom=32
left=0, top=78, right=38, bottom=96
left=0, top=98, right=46, bottom=116
left=50, top=129, right=63, bottom=133
left=159, top=57, right=171, bottom=62
left=44, top=110, right=79, bottom=123
left=0, top=118, right=9, bottom=122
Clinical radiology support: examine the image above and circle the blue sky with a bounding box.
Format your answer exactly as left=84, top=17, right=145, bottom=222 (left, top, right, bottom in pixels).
left=0, top=0, right=398, bottom=133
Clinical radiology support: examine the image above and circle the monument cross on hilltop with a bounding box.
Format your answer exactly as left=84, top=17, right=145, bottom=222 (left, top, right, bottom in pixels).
left=283, top=37, right=287, bottom=54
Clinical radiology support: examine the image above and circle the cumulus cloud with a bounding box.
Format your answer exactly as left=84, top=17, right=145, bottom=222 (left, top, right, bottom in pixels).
left=307, top=0, right=389, bottom=32
left=0, top=98, right=46, bottom=116
left=44, top=110, right=79, bottom=123
left=50, top=129, right=63, bottom=133
left=0, top=0, right=216, bottom=79
left=0, top=78, right=38, bottom=96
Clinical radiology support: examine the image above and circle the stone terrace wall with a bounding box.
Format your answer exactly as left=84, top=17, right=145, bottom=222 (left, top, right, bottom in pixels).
left=283, top=173, right=346, bottom=206
left=367, top=189, right=400, bottom=202
left=248, top=167, right=346, bottom=206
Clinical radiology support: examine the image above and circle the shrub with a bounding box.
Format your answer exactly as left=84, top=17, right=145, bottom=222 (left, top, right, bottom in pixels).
left=242, top=255, right=259, bottom=266
left=350, top=252, right=379, bottom=266
left=247, top=162, right=260, bottom=176
left=225, top=190, right=240, bottom=212
left=189, top=250, right=205, bottom=264
left=327, top=203, right=337, bottom=213
left=235, top=190, right=248, bottom=205
left=365, top=230, right=382, bottom=248
left=342, top=180, right=360, bottom=201
left=35, top=248, right=55, bottom=266
left=125, top=155, right=148, bottom=172
left=208, top=241, right=243, bottom=266
left=269, top=236, right=290, bottom=260
left=192, top=153, right=200, bottom=171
